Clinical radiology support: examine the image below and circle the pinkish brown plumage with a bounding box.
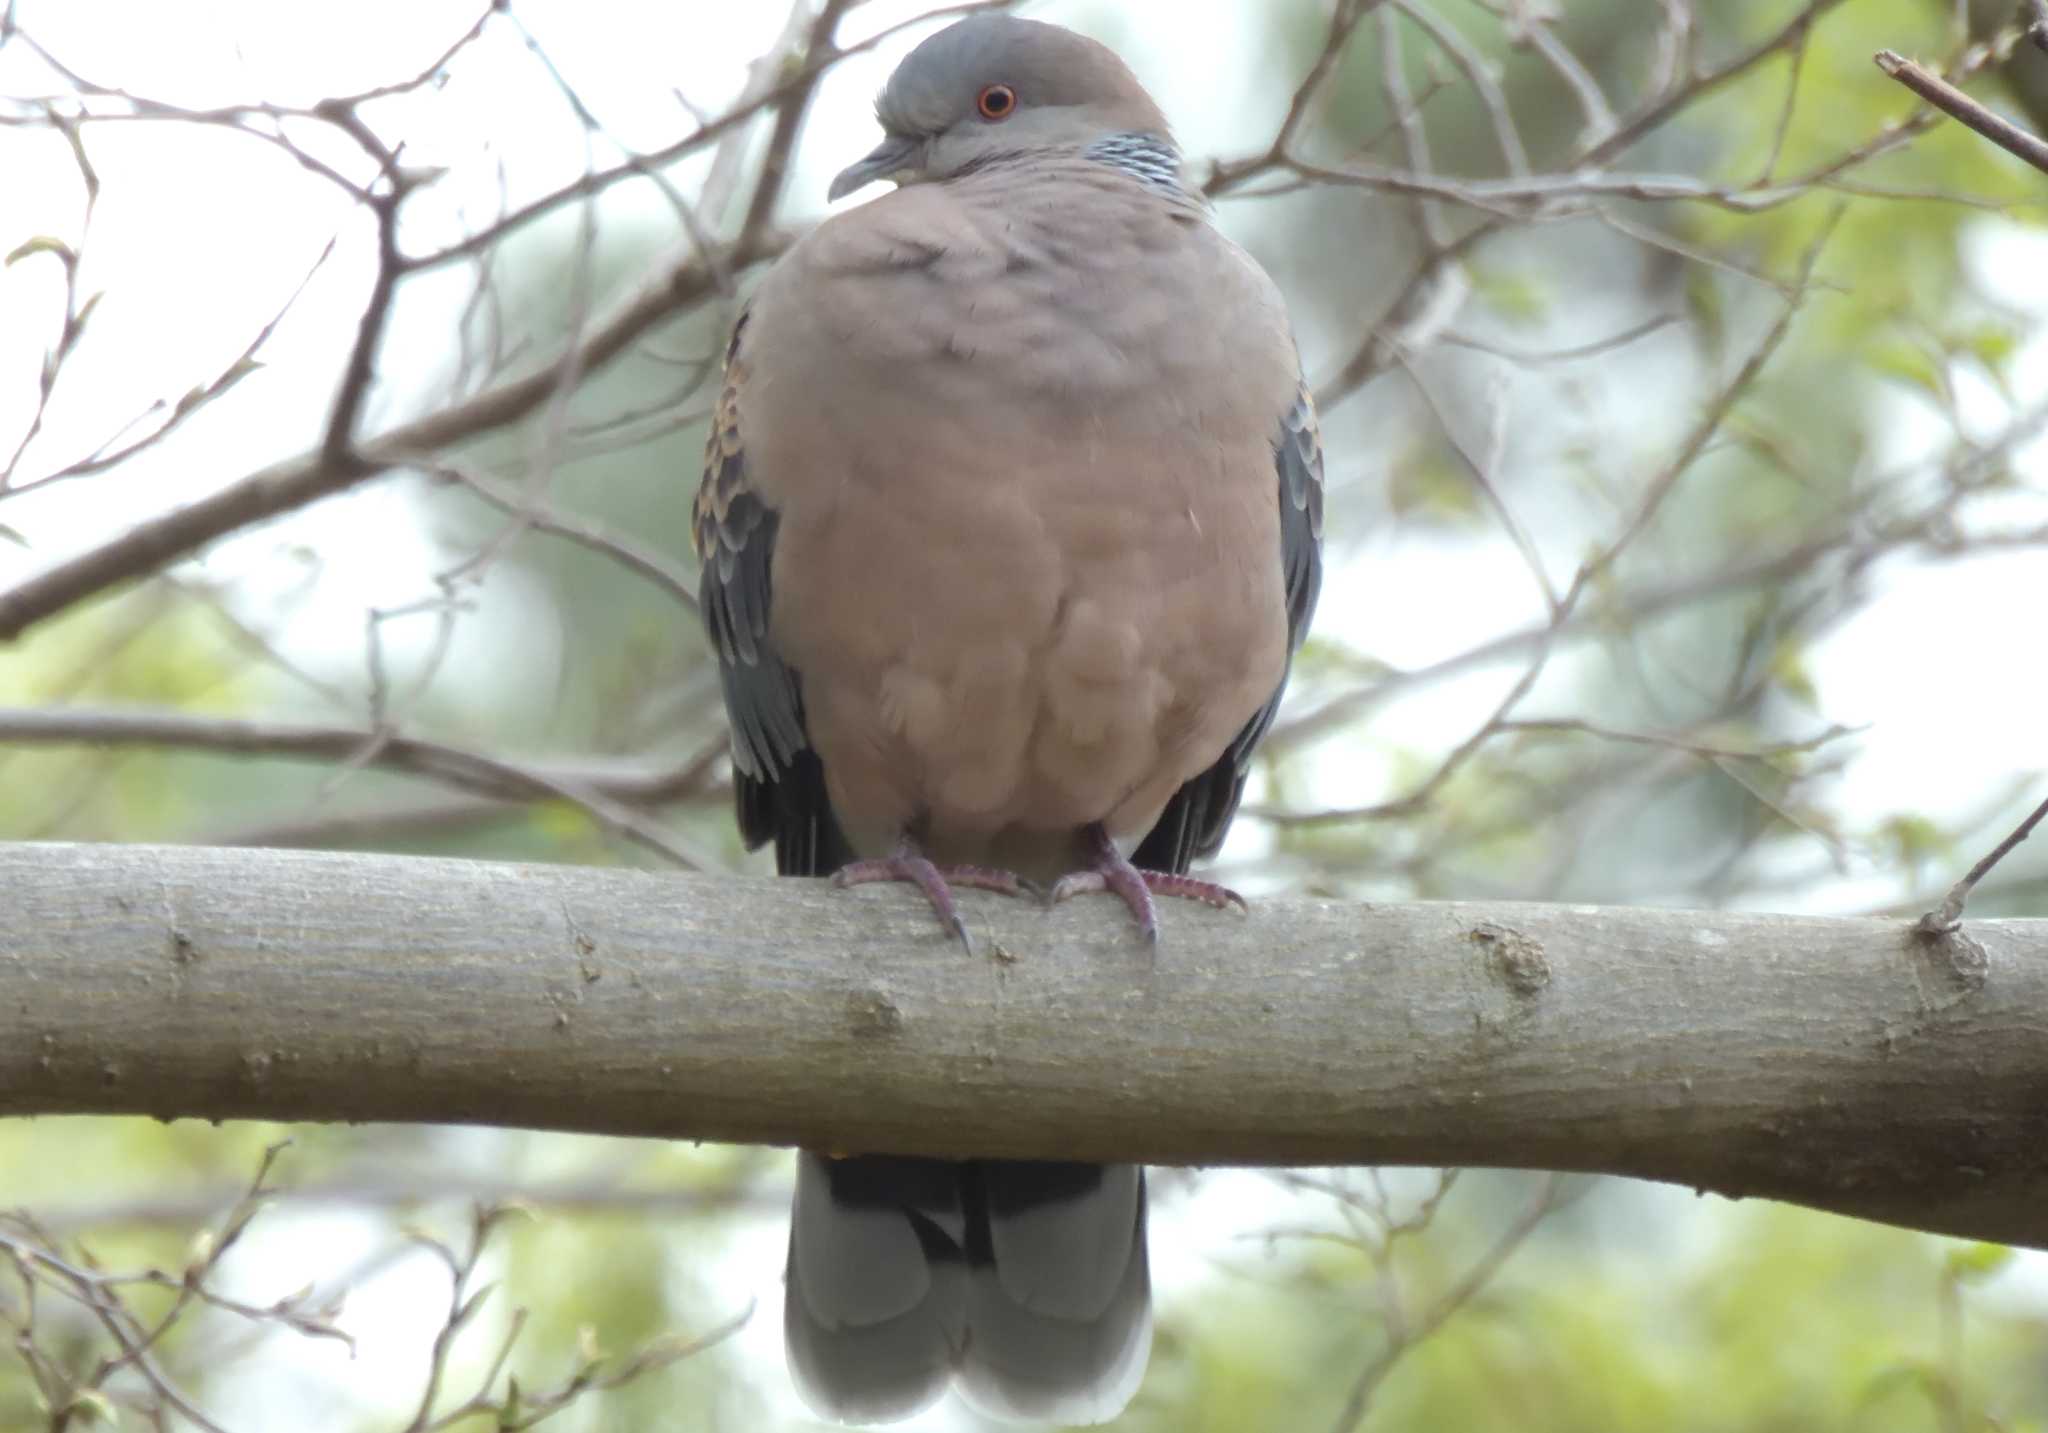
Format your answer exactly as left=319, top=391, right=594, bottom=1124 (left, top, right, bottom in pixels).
left=741, top=161, right=1296, bottom=877
left=691, top=14, right=1322, bottom=1424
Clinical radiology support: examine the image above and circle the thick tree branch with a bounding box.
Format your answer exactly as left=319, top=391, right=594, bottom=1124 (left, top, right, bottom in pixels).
left=4, top=842, right=2045, bottom=1250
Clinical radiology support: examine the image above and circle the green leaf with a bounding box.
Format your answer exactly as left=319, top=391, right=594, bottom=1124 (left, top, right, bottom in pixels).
left=1769, top=636, right=1817, bottom=707
left=62, top=1391, right=117, bottom=1425
left=1855, top=1358, right=1946, bottom=1413
left=1683, top=267, right=1725, bottom=361
left=533, top=800, right=597, bottom=841
left=1878, top=813, right=1949, bottom=867
left=1867, top=339, right=1943, bottom=399
left=5, top=235, right=74, bottom=267
left=1958, top=323, right=2019, bottom=374
left=1468, top=264, right=1550, bottom=325
left=1386, top=441, right=1484, bottom=526
left=1944, top=1240, right=2015, bottom=1282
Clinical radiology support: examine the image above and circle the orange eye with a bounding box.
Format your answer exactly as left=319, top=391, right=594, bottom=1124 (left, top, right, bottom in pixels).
left=976, top=83, right=1017, bottom=121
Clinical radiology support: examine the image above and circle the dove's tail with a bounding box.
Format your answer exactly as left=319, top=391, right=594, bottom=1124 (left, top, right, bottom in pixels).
left=785, top=1153, right=1152, bottom=1425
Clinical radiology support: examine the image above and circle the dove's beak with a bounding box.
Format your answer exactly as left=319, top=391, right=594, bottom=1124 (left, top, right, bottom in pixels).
left=828, top=134, right=925, bottom=202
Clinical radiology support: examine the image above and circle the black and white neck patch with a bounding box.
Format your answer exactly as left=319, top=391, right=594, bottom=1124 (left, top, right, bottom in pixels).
left=1084, top=131, right=1194, bottom=200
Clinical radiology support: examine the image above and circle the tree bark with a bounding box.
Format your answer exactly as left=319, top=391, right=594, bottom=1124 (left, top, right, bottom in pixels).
left=4, top=841, right=2044, bottom=1248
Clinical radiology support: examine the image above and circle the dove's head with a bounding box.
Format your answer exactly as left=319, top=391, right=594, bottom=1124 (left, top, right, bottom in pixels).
left=828, top=16, right=1174, bottom=201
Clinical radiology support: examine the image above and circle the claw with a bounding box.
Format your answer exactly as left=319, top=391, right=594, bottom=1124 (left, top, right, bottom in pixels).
left=1048, top=823, right=1247, bottom=943
left=832, top=845, right=1033, bottom=951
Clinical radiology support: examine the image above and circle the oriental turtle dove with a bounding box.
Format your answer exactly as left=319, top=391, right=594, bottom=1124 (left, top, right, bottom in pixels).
left=692, top=14, right=1323, bottom=1423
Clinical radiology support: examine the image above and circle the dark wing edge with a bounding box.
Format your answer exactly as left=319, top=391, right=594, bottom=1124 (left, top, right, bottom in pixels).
left=694, top=311, right=852, bottom=877
left=1131, top=379, right=1325, bottom=875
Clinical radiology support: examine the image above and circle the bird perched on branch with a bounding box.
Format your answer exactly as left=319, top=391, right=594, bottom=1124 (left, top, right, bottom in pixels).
left=693, top=13, right=1323, bottom=1424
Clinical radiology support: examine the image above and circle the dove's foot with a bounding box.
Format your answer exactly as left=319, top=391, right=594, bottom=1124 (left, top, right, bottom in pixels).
left=833, top=846, right=1033, bottom=949
left=1048, top=823, right=1248, bottom=944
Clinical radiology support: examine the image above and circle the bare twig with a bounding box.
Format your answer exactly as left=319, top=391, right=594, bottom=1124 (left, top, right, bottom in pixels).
left=739, top=0, right=860, bottom=246
left=1392, top=0, right=1529, bottom=177
left=1, top=111, right=100, bottom=491
left=39, top=1168, right=774, bottom=1235
left=429, top=460, right=701, bottom=613
left=0, top=704, right=723, bottom=828
left=0, top=1142, right=319, bottom=1433
left=0, top=232, right=786, bottom=644
left=1497, top=716, right=1860, bottom=763
left=316, top=110, right=411, bottom=470
left=1875, top=49, right=2048, bottom=175
left=387, top=1198, right=753, bottom=1432
left=0, top=0, right=948, bottom=639
left=1436, top=313, right=1679, bottom=364
left=1289, top=0, right=1855, bottom=408
left=397, top=0, right=1017, bottom=273
left=8, top=234, right=340, bottom=498
left=1202, top=0, right=1379, bottom=195
left=1328, top=1174, right=1568, bottom=1433
left=1918, top=792, right=2048, bottom=934
left=1563, top=209, right=1840, bottom=605
left=399, top=1204, right=516, bottom=1433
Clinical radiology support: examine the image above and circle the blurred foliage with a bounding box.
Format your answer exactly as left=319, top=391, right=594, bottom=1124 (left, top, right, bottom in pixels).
left=0, top=589, right=252, bottom=840
left=4, top=0, right=2048, bottom=1427
left=1136, top=1181, right=2048, bottom=1433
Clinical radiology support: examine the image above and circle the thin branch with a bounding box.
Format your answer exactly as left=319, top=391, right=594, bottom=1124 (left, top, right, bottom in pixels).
left=1392, top=0, right=1529, bottom=177
left=1263, top=484, right=2048, bottom=759
left=1918, top=793, right=2048, bottom=934
left=738, top=0, right=860, bottom=247
left=316, top=109, right=410, bottom=470
left=1497, top=716, right=1860, bottom=763
left=1487, top=0, right=1615, bottom=147
left=37, top=1170, right=774, bottom=1235
left=1205, top=0, right=1380, bottom=194
left=1388, top=349, right=1557, bottom=610
left=0, top=0, right=948, bottom=636
left=1435, top=313, right=1679, bottom=365
left=0, top=703, right=722, bottom=815
left=1874, top=48, right=2048, bottom=175
left=396, top=0, right=1017, bottom=274
left=1582, top=0, right=1852, bottom=170
left=696, top=1, right=816, bottom=226
left=201, top=792, right=572, bottom=851
left=399, top=1205, right=512, bottom=1433
left=1558, top=208, right=1840, bottom=611
left=1377, top=5, right=1451, bottom=248
left=0, top=1228, right=237, bottom=1433
left=1292, top=0, right=1853, bottom=413
left=1758, top=5, right=1815, bottom=181
left=1329, top=1173, right=1567, bottom=1433
left=1, top=109, right=100, bottom=491
left=1280, top=628, right=1555, bottom=826
left=428, top=460, right=701, bottom=613
left=6, top=233, right=340, bottom=498
left=0, top=232, right=788, bottom=644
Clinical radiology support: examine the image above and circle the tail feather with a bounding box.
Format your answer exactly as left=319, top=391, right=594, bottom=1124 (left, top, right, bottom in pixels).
left=784, top=1154, right=1152, bottom=1425
left=785, top=1154, right=968, bottom=1422
left=959, top=1162, right=1152, bottom=1423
